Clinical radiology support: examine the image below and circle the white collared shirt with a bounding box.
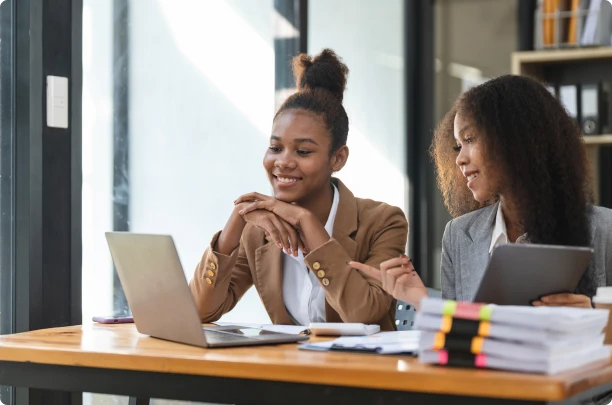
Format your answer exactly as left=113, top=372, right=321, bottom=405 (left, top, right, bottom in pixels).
left=489, top=203, right=529, bottom=254
left=282, top=184, right=340, bottom=326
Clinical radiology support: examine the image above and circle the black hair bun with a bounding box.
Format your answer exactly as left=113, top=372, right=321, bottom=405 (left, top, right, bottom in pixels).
left=292, top=48, right=348, bottom=103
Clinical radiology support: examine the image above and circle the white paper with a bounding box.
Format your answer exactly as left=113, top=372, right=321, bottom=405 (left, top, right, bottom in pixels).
left=300, top=330, right=421, bottom=354
left=213, top=322, right=308, bottom=335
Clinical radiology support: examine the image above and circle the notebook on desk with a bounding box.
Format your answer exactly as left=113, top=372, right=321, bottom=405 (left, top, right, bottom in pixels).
left=105, top=232, right=309, bottom=348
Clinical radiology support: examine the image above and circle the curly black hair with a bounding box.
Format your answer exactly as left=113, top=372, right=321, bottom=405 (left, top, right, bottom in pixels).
left=430, top=75, right=596, bottom=295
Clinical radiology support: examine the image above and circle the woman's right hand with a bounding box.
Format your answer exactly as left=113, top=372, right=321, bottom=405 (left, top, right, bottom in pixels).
left=240, top=207, right=307, bottom=256
left=348, top=255, right=429, bottom=310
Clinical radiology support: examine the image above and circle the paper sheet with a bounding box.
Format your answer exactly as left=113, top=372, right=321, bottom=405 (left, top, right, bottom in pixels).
left=299, top=330, right=421, bottom=354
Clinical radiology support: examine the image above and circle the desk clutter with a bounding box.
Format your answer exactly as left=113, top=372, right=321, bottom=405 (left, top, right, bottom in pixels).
left=415, top=298, right=611, bottom=375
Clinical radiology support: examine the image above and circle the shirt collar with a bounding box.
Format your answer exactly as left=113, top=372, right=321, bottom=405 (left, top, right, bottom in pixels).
left=489, top=202, right=508, bottom=254
left=489, top=202, right=529, bottom=254
left=323, top=183, right=340, bottom=236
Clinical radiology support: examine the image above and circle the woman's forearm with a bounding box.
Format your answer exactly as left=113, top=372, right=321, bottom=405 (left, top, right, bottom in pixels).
left=214, top=205, right=247, bottom=255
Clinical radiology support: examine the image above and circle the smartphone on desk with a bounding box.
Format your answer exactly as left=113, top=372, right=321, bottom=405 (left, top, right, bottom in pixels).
left=92, top=315, right=134, bottom=324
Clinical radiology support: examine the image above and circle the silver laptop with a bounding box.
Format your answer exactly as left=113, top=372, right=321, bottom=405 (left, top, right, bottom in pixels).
left=105, top=232, right=309, bottom=348
left=473, top=244, right=594, bottom=306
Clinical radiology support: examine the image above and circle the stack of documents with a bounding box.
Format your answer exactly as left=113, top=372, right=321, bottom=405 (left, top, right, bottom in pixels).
left=415, top=298, right=610, bottom=374
left=299, top=331, right=420, bottom=355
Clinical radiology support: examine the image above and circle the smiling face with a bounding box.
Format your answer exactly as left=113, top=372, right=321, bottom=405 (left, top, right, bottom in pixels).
left=453, top=112, right=500, bottom=203
left=263, top=109, right=347, bottom=204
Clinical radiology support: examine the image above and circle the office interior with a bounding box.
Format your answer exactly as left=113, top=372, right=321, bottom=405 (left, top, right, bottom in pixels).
left=1, top=0, right=612, bottom=404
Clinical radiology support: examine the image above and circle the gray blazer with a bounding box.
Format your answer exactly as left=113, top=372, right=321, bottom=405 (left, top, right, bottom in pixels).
left=441, top=202, right=612, bottom=301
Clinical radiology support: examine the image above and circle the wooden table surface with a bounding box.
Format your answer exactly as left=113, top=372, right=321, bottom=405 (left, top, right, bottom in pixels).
left=0, top=324, right=610, bottom=402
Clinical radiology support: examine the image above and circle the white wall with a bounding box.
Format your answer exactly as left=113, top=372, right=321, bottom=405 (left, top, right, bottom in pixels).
left=308, top=0, right=407, bottom=214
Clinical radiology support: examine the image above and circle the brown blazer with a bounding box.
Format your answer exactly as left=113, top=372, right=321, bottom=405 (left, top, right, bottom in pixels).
left=189, top=178, right=408, bottom=331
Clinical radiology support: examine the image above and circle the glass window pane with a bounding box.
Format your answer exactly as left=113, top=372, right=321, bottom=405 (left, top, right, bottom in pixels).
left=308, top=0, right=407, bottom=213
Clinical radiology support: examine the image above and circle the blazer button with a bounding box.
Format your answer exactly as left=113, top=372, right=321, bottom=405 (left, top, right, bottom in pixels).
left=322, top=278, right=330, bottom=286
left=312, top=262, right=321, bottom=270
left=205, top=278, right=212, bottom=285
left=207, top=270, right=215, bottom=277
left=317, top=270, right=325, bottom=278
left=209, top=262, right=217, bottom=271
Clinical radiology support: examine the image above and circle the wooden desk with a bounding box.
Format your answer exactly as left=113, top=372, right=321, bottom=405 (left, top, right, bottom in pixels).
left=0, top=324, right=611, bottom=405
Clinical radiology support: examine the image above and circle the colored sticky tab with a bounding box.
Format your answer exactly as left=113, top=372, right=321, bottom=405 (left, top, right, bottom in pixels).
left=433, top=332, right=446, bottom=350
left=441, top=315, right=453, bottom=333
left=478, top=321, right=491, bottom=337
left=454, top=302, right=486, bottom=320
left=442, top=300, right=457, bottom=316
left=475, top=354, right=487, bottom=368
left=479, top=305, right=493, bottom=321
left=438, top=350, right=449, bottom=365
left=471, top=336, right=484, bottom=354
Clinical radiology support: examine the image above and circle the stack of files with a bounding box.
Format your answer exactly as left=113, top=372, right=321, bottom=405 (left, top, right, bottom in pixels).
left=415, top=298, right=610, bottom=374
left=299, top=330, right=420, bottom=355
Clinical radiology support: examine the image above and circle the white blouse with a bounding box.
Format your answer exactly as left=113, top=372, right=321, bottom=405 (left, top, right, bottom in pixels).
left=281, top=184, right=339, bottom=326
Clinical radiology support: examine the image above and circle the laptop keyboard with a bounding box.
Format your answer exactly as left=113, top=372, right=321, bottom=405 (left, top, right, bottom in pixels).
left=202, top=329, right=252, bottom=344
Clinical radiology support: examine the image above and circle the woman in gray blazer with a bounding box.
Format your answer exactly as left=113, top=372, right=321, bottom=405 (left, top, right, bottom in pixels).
left=351, top=75, right=612, bottom=310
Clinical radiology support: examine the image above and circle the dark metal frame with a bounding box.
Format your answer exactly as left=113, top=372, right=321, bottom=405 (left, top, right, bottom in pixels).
left=517, top=0, right=537, bottom=51
left=0, top=360, right=609, bottom=405
left=11, top=0, right=83, bottom=403
left=405, top=0, right=436, bottom=286
left=0, top=0, right=15, bottom=403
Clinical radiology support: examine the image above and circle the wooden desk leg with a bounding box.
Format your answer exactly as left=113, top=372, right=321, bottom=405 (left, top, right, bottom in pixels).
left=128, top=397, right=150, bottom=405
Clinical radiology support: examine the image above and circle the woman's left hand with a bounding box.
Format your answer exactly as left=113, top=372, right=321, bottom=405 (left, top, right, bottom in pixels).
left=234, top=192, right=308, bottom=228
left=532, top=293, right=592, bottom=308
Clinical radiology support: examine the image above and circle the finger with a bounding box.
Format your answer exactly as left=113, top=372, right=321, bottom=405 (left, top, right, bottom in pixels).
left=385, top=267, right=412, bottom=295
left=380, top=256, right=411, bottom=271
left=347, top=261, right=382, bottom=281
left=238, top=201, right=266, bottom=216
left=400, top=254, right=413, bottom=268
left=281, top=220, right=300, bottom=256
left=534, top=298, right=588, bottom=307
left=541, top=293, right=586, bottom=304
left=297, top=230, right=309, bottom=254
left=234, top=192, right=268, bottom=204
left=538, top=302, right=587, bottom=307
left=394, top=273, right=413, bottom=300
left=262, top=219, right=283, bottom=250
left=269, top=215, right=292, bottom=254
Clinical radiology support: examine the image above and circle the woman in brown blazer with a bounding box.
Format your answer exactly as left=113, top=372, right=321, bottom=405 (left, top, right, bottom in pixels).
left=189, top=49, right=407, bottom=331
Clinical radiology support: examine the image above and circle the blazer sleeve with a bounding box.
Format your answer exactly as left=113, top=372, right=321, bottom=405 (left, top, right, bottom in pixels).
left=440, top=220, right=456, bottom=300
left=303, top=205, right=407, bottom=324
left=189, top=231, right=253, bottom=322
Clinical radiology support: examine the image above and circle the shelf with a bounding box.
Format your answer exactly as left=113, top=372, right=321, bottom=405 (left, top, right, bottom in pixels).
left=513, top=47, right=612, bottom=64
left=511, top=47, right=612, bottom=75
left=584, top=135, right=612, bottom=146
